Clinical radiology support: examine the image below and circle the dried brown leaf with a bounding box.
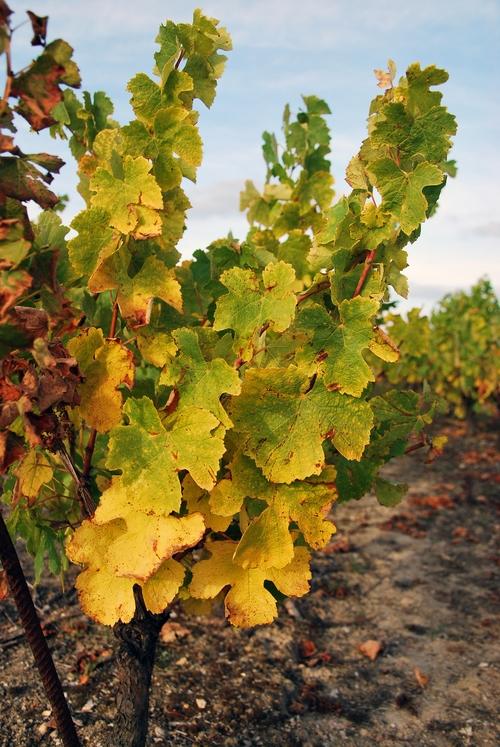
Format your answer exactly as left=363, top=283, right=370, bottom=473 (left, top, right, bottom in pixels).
left=160, top=621, right=190, bottom=644
left=358, top=639, right=383, bottom=661
left=414, top=667, right=429, bottom=688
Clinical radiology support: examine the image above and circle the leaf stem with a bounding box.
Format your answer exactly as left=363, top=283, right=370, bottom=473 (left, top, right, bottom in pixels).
left=58, top=445, right=96, bottom=517
left=174, top=49, right=185, bottom=70
left=352, top=249, right=376, bottom=297
left=81, top=429, right=97, bottom=481
left=404, top=438, right=427, bottom=455
left=296, top=279, right=331, bottom=305
left=109, top=295, right=119, bottom=338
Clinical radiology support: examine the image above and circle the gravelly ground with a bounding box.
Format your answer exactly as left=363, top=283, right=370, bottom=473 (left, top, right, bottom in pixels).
left=0, top=416, right=498, bottom=746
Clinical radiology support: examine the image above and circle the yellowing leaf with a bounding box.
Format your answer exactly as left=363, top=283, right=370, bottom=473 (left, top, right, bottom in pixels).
left=218, top=457, right=336, bottom=567
left=297, top=297, right=379, bottom=396
left=99, top=397, right=225, bottom=525
left=68, top=328, right=134, bottom=433
left=16, top=450, right=53, bottom=499
left=233, top=499, right=293, bottom=570
left=66, top=519, right=136, bottom=625
left=128, top=73, right=162, bottom=123
left=174, top=124, right=203, bottom=166
left=66, top=518, right=190, bottom=624
left=68, top=207, right=118, bottom=279
left=369, top=325, right=400, bottom=362
left=209, top=452, right=268, bottom=518
left=231, top=367, right=373, bottom=482
left=182, top=474, right=232, bottom=532
left=142, top=558, right=186, bottom=614
left=105, top=511, right=205, bottom=581
left=89, top=249, right=182, bottom=327
left=136, top=329, right=177, bottom=367
left=159, top=327, right=241, bottom=427
left=190, top=540, right=311, bottom=627
left=164, top=406, right=226, bottom=490
left=214, top=261, right=297, bottom=353
left=367, top=159, right=443, bottom=235
left=90, top=155, right=163, bottom=236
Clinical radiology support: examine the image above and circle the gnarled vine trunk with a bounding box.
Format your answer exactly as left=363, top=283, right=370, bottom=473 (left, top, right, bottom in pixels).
left=113, top=590, right=164, bottom=747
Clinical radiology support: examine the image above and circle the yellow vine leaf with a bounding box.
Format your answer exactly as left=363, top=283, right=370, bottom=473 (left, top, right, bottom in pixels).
left=101, top=398, right=226, bottom=515
left=182, top=474, right=232, bottom=533
left=231, top=366, right=373, bottom=482
left=141, top=558, right=186, bottom=614
left=67, top=328, right=134, bottom=433
left=189, top=540, right=311, bottom=627
left=89, top=250, right=183, bottom=327
left=104, top=511, right=205, bottom=581
left=16, top=450, right=53, bottom=500
left=89, top=155, right=163, bottom=237
left=66, top=519, right=189, bottom=624
left=66, top=519, right=136, bottom=625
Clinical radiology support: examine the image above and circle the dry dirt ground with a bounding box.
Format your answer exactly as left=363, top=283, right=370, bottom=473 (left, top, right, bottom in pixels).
left=0, top=417, right=499, bottom=747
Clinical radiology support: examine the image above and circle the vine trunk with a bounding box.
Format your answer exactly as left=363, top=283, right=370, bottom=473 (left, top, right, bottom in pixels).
left=113, top=591, right=164, bottom=747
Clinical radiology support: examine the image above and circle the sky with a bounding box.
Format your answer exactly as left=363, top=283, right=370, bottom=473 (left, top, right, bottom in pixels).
left=7, top=0, right=500, bottom=311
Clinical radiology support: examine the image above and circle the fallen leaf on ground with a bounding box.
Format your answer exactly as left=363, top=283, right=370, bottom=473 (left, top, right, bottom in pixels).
left=160, top=621, right=190, bottom=644
left=411, top=494, right=453, bottom=510
left=414, top=667, right=429, bottom=688
left=298, top=639, right=317, bottom=659
left=452, top=526, right=472, bottom=542
left=358, top=639, right=383, bottom=661
left=325, top=536, right=351, bottom=553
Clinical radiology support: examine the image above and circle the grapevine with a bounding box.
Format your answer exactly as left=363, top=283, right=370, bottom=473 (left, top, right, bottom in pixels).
left=0, top=5, right=458, bottom=745
left=378, top=279, right=499, bottom=418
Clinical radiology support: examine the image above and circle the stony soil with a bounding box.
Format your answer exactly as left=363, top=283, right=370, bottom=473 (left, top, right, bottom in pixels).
left=0, top=417, right=498, bottom=746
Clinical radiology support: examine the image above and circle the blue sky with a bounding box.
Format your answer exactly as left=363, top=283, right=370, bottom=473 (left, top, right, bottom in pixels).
left=9, top=0, right=500, bottom=310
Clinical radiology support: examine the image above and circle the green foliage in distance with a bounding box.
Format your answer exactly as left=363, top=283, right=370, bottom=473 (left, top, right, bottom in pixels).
left=1, top=10, right=457, bottom=627
left=378, top=279, right=499, bottom=418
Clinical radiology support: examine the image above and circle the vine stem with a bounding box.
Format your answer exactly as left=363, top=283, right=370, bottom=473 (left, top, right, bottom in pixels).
left=352, top=249, right=376, bottom=297
left=174, top=48, right=184, bottom=69
left=0, top=510, right=81, bottom=747
left=296, top=278, right=331, bottom=305
left=404, top=438, right=427, bottom=455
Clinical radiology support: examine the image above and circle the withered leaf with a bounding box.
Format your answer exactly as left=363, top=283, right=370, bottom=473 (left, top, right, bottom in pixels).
left=26, top=11, right=48, bottom=47
left=0, top=157, right=59, bottom=209
left=0, top=272, right=31, bottom=318
left=358, top=639, right=383, bottom=661
left=11, top=39, right=81, bottom=131
left=0, top=431, right=25, bottom=473
left=0, top=1, right=12, bottom=26
left=8, top=306, right=48, bottom=341
left=414, top=667, right=429, bottom=688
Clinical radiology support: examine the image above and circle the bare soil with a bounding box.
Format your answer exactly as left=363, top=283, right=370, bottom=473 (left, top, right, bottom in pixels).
left=0, top=417, right=499, bottom=747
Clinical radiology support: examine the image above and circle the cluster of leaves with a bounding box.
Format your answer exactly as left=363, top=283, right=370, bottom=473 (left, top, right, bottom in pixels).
left=0, top=2, right=84, bottom=578
left=1, top=9, right=457, bottom=628
left=377, top=279, right=499, bottom=418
